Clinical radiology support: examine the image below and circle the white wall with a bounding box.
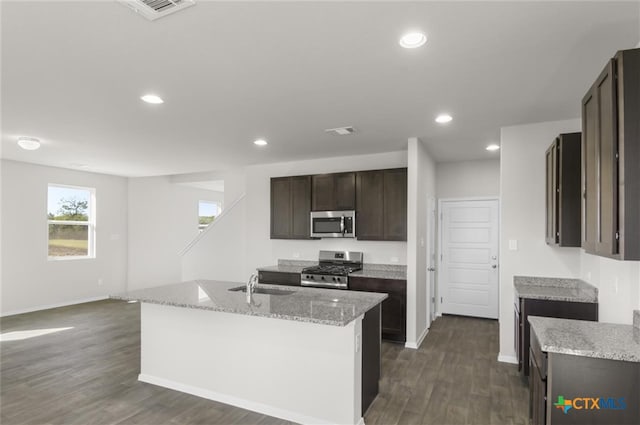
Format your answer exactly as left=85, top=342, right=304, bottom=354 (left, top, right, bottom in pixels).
left=436, top=159, right=500, bottom=199
left=127, top=176, right=224, bottom=289
left=406, top=138, right=436, bottom=348
left=498, top=118, right=640, bottom=362
left=0, top=159, right=128, bottom=315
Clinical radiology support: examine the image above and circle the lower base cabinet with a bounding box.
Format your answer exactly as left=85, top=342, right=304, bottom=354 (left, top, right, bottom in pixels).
left=349, top=276, right=406, bottom=343
left=530, top=330, right=640, bottom=425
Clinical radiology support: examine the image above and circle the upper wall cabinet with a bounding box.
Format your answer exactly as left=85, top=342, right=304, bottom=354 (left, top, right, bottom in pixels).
left=582, top=47, right=640, bottom=260
left=545, top=133, right=581, bottom=247
left=270, top=176, right=312, bottom=239
left=356, top=168, right=407, bottom=241
left=311, top=172, right=356, bottom=211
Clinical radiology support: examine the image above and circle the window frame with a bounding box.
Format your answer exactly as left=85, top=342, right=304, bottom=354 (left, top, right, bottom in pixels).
left=47, top=184, right=96, bottom=261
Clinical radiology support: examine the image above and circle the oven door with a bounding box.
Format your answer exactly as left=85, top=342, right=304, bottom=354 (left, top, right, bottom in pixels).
left=310, top=211, right=355, bottom=238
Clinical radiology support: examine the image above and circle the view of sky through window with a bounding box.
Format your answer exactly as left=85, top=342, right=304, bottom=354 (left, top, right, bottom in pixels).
left=48, top=186, right=91, bottom=217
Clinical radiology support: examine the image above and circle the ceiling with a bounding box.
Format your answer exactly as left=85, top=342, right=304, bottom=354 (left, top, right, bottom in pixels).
left=2, top=1, right=639, bottom=177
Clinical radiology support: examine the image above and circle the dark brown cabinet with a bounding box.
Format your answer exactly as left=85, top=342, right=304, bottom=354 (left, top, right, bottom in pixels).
left=516, top=297, right=597, bottom=377
left=270, top=176, right=312, bottom=239
left=311, top=172, right=356, bottom=211
left=257, top=271, right=301, bottom=286
left=349, top=276, right=406, bottom=342
left=356, top=168, right=407, bottom=241
left=530, top=328, right=640, bottom=425
left=582, top=47, right=640, bottom=260
left=545, top=133, right=581, bottom=247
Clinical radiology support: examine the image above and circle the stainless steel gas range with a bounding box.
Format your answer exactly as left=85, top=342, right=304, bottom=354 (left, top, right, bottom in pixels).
left=300, top=250, right=363, bottom=289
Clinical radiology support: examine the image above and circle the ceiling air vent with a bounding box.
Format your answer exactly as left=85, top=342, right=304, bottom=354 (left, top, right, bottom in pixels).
left=119, top=0, right=195, bottom=21
left=325, top=126, right=356, bottom=136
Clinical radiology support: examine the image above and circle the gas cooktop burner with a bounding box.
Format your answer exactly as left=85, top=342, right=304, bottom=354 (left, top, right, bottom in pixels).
left=300, top=250, right=364, bottom=289
left=301, top=264, right=361, bottom=276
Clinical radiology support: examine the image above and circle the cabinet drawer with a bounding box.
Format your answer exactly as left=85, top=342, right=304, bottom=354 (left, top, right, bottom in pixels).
left=258, top=271, right=301, bottom=286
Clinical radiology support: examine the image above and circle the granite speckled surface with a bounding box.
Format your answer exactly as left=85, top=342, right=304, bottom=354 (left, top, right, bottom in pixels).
left=349, top=264, right=407, bottom=280
left=111, top=280, right=386, bottom=327
left=514, top=275, right=598, bottom=303
left=529, top=316, right=640, bottom=363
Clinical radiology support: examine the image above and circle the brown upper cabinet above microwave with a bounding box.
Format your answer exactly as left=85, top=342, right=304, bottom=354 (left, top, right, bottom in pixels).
left=545, top=133, right=581, bottom=247
left=581, top=47, right=640, bottom=260
left=311, top=172, right=356, bottom=211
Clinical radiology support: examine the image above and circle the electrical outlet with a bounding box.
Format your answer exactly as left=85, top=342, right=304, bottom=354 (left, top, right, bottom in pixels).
left=391, top=257, right=399, bottom=263
left=508, top=239, right=518, bottom=251
left=292, top=252, right=300, bottom=259
left=98, top=278, right=104, bottom=286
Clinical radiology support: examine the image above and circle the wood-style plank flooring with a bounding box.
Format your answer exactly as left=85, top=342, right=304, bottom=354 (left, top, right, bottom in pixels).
left=1, top=300, right=528, bottom=424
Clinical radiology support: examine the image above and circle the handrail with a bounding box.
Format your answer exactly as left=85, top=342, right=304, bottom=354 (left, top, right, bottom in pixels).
left=179, top=193, right=246, bottom=256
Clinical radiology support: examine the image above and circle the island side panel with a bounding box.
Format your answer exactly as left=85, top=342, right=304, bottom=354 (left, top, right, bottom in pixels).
left=139, top=302, right=363, bottom=425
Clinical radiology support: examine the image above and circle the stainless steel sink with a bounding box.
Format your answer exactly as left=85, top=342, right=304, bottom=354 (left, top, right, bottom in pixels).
left=228, top=286, right=294, bottom=296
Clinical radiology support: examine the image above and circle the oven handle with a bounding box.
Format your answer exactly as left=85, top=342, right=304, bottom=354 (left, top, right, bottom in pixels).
left=301, top=280, right=348, bottom=289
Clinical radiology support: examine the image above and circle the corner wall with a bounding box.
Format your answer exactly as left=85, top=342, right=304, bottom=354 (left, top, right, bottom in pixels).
left=127, top=176, right=224, bottom=290
left=498, top=118, right=640, bottom=362
left=0, top=159, right=128, bottom=315
left=406, top=138, right=436, bottom=348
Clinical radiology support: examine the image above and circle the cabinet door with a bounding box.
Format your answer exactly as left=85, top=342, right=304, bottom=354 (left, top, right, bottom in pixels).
left=515, top=302, right=522, bottom=372
left=557, top=134, right=582, bottom=247
left=594, top=60, right=618, bottom=256
left=356, top=171, right=384, bottom=240
left=383, top=168, right=408, bottom=241
left=334, top=172, right=356, bottom=210
left=582, top=59, right=619, bottom=256
left=545, top=142, right=558, bottom=244
left=291, top=176, right=311, bottom=239
left=529, top=352, right=547, bottom=425
left=270, top=177, right=291, bottom=239
left=311, top=174, right=334, bottom=211
left=349, top=276, right=406, bottom=342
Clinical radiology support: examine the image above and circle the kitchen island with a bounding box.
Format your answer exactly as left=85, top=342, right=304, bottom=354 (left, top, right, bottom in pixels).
left=112, top=280, right=386, bottom=425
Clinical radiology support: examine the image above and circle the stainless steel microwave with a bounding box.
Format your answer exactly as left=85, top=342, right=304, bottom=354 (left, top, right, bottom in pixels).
left=310, top=210, right=356, bottom=238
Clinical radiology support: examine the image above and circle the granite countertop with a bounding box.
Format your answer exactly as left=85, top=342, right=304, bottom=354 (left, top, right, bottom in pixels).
left=529, top=316, right=640, bottom=363
left=514, top=275, right=598, bottom=303
left=257, top=260, right=407, bottom=280
left=111, top=280, right=387, bottom=327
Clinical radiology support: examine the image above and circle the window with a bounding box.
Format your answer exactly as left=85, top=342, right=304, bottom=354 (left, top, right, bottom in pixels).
left=47, top=185, right=95, bottom=259
left=198, top=200, right=221, bottom=232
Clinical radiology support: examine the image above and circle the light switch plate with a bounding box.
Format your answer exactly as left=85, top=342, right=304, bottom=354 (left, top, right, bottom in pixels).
left=508, top=239, right=518, bottom=251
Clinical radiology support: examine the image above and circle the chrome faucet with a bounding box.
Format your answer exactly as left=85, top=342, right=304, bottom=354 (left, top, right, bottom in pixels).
left=246, top=273, right=259, bottom=303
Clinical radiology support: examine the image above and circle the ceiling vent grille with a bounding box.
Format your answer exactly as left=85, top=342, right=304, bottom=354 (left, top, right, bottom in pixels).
left=325, top=126, right=355, bottom=136
left=119, top=0, right=195, bottom=21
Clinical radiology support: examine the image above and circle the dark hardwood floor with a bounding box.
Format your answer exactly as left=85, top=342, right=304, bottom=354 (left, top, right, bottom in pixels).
left=1, top=300, right=528, bottom=425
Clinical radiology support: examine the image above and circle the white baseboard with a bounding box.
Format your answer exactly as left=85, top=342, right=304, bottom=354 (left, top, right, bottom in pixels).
left=405, top=325, right=429, bottom=349
left=497, top=353, right=518, bottom=364
left=0, top=296, right=109, bottom=317
left=138, top=373, right=362, bottom=425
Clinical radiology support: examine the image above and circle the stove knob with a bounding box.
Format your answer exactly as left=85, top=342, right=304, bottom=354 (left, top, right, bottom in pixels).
left=332, top=277, right=337, bottom=282
left=321, top=276, right=325, bottom=280
left=310, top=275, right=314, bottom=280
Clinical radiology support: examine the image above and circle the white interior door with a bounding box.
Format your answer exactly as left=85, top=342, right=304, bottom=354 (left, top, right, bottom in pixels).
left=426, top=197, right=437, bottom=326
left=439, top=199, right=499, bottom=319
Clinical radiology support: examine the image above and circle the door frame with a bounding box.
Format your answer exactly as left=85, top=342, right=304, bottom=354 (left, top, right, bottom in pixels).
left=426, top=195, right=437, bottom=330
left=436, top=197, right=501, bottom=318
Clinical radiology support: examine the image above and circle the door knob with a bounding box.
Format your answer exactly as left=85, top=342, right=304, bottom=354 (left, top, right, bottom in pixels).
left=427, top=267, right=436, bottom=272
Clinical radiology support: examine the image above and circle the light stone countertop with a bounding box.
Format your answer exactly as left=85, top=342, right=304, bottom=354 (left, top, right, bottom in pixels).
left=514, top=275, right=598, bottom=303
left=111, top=280, right=387, bottom=327
left=528, top=316, right=640, bottom=362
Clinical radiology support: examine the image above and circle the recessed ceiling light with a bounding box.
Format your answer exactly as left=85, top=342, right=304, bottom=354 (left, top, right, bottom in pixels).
left=140, top=94, right=164, bottom=104
left=399, top=32, right=427, bottom=49
left=254, top=139, right=267, bottom=146
left=17, top=137, right=41, bottom=150
left=435, top=114, right=453, bottom=124
left=486, top=144, right=500, bottom=151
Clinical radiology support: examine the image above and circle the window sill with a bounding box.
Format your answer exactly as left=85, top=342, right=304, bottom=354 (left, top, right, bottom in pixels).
left=47, top=256, right=95, bottom=262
